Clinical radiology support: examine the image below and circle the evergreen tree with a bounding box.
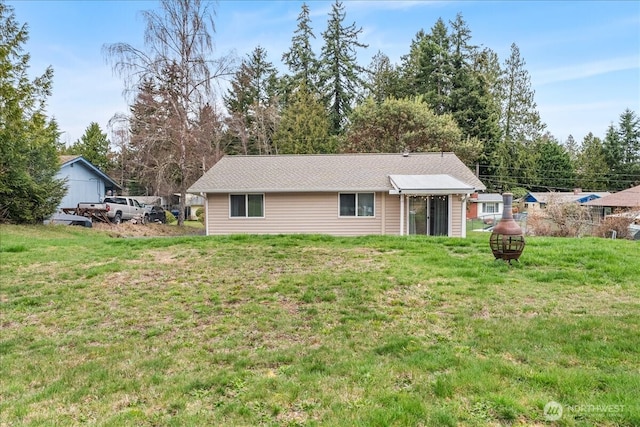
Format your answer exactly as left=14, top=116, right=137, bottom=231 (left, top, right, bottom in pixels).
left=472, top=46, right=503, bottom=180
left=365, top=51, right=401, bottom=104
left=273, top=83, right=332, bottom=154
left=617, top=108, right=640, bottom=186
left=602, top=123, right=625, bottom=190
left=491, top=43, right=545, bottom=191
left=67, top=122, right=112, bottom=171
left=533, top=136, right=575, bottom=191
left=576, top=133, right=609, bottom=190
left=448, top=14, right=501, bottom=157
left=397, top=30, right=427, bottom=99
left=0, top=3, right=66, bottom=223
left=415, top=19, right=452, bottom=114
left=563, top=134, right=579, bottom=162
left=618, top=109, right=640, bottom=164
left=127, top=76, right=177, bottom=196
left=499, top=43, right=545, bottom=144
left=603, top=109, right=640, bottom=189
left=282, top=3, right=319, bottom=97
left=225, top=46, right=279, bottom=154
left=319, top=0, right=368, bottom=135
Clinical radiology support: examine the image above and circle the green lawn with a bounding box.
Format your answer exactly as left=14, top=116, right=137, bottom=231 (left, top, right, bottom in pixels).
left=1, top=225, right=638, bottom=426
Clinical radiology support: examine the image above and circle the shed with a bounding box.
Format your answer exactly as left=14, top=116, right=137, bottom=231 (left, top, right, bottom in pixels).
left=56, top=156, right=120, bottom=210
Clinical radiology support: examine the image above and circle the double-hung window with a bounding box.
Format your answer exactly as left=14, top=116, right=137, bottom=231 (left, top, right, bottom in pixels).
left=230, top=194, right=264, bottom=218
left=482, top=202, right=499, bottom=214
left=339, top=193, right=374, bottom=217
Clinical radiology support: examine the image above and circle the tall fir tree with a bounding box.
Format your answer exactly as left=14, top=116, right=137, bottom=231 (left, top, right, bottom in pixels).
left=563, top=134, right=579, bottom=162
left=447, top=14, right=498, bottom=166
left=0, top=3, right=66, bottom=223
left=602, top=109, right=640, bottom=189
left=397, top=30, right=427, bottom=99
left=365, top=51, right=401, bottom=104
left=472, top=46, right=503, bottom=179
left=67, top=122, right=112, bottom=171
left=576, top=133, right=609, bottom=190
left=225, top=46, right=279, bottom=154
left=281, top=3, right=320, bottom=98
left=617, top=108, right=640, bottom=187
left=492, top=43, right=545, bottom=190
left=499, top=43, right=545, bottom=144
left=319, top=0, right=368, bottom=135
left=416, top=19, right=452, bottom=114
left=602, top=123, right=624, bottom=190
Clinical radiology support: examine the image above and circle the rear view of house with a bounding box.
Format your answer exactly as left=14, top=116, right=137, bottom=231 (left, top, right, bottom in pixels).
left=188, top=153, right=485, bottom=237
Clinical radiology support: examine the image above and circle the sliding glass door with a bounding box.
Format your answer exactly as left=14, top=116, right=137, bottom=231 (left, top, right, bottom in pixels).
left=408, top=196, right=449, bottom=236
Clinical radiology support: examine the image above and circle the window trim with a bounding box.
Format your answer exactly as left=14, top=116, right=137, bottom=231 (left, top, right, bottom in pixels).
left=229, top=193, right=265, bottom=218
left=482, top=202, right=500, bottom=214
left=338, top=192, right=375, bottom=218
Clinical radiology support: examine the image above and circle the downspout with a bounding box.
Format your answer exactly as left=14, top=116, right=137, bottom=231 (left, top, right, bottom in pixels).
left=201, top=192, right=208, bottom=236
left=400, top=193, right=405, bottom=236
left=461, top=194, right=468, bottom=238
left=381, top=192, right=386, bottom=235
left=448, top=195, right=453, bottom=237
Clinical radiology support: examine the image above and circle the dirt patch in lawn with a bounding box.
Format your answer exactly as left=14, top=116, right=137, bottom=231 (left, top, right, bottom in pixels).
left=92, top=222, right=204, bottom=238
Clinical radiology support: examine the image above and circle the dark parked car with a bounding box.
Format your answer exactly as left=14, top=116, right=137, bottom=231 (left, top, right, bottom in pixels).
left=147, top=206, right=166, bottom=223
left=44, top=213, right=92, bottom=227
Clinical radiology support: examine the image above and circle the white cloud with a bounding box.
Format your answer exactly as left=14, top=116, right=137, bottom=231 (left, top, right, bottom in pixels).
left=534, top=56, right=639, bottom=86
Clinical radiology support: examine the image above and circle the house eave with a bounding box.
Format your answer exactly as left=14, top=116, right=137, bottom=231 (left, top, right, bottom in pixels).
left=188, top=187, right=393, bottom=194
left=389, top=189, right=475, bottom=196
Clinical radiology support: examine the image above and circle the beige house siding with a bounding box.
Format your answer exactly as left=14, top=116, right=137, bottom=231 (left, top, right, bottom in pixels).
left=206, top=192, right=466, bottom=237
left=451, top=196, right=463, bottom=237
left=384, top=194, right=402, bottom=235
left=208, top=192, right=389, bottom=236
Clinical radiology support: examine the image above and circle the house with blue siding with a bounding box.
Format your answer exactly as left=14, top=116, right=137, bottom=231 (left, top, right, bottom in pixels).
left=57, top=156, right=120, bottom=210
left=522, top=189, right=610, bottom=213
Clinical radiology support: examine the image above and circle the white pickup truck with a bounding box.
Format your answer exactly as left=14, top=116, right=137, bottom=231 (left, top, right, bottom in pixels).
left=77, top=196, right=149, bottom=224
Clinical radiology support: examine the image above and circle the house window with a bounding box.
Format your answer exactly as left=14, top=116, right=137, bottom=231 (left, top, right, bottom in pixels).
left=230, top=194, right=264, bottom=218
left=483, top=202, right=499, bottom=214
left=339, top=193, right=374, bottom=217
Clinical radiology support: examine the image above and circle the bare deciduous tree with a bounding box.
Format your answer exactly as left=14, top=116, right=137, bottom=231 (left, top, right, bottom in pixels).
left=103, top=0, right=233, bottom=225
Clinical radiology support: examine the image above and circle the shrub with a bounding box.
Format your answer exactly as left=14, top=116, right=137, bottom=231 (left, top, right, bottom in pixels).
left=527, top=194, right=593, bottom=237
left=195, top=207, right=204, bottom=223
left=165, top=210, right=177, bottom=224
left=593, top=212, right=636, bottom=239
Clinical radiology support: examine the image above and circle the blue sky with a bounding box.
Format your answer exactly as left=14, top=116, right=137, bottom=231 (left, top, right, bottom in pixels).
left=8, top=0, right=640, bottom=146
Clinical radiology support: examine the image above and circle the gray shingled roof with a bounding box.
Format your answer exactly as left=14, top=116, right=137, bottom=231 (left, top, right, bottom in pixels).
left=471, top=193, right=503, bottom=203
left=583, top=185, right=640, bottom=208
left=188, top=153, right=485, bottom=193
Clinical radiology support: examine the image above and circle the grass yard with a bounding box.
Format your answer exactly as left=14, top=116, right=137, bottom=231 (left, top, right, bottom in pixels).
left=0, top=225, right=638, bottom=426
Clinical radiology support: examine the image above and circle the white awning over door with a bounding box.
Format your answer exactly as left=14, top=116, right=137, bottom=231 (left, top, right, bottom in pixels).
left=389, top=174, right=475, bottom=195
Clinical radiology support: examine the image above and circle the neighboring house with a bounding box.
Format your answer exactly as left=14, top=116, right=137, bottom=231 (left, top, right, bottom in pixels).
left=136, top=196, right=170, bottom=210
left=56, top=155, right=120, bottom=210
left=583, top=184, right=640, bottom=218
left=522, top=189, right=610, bottom=213
left=467, top=193, right=503, bottom=221
left=188, top=153, right=486, bottom=237
left=173, top=193, right=206, bottom=220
